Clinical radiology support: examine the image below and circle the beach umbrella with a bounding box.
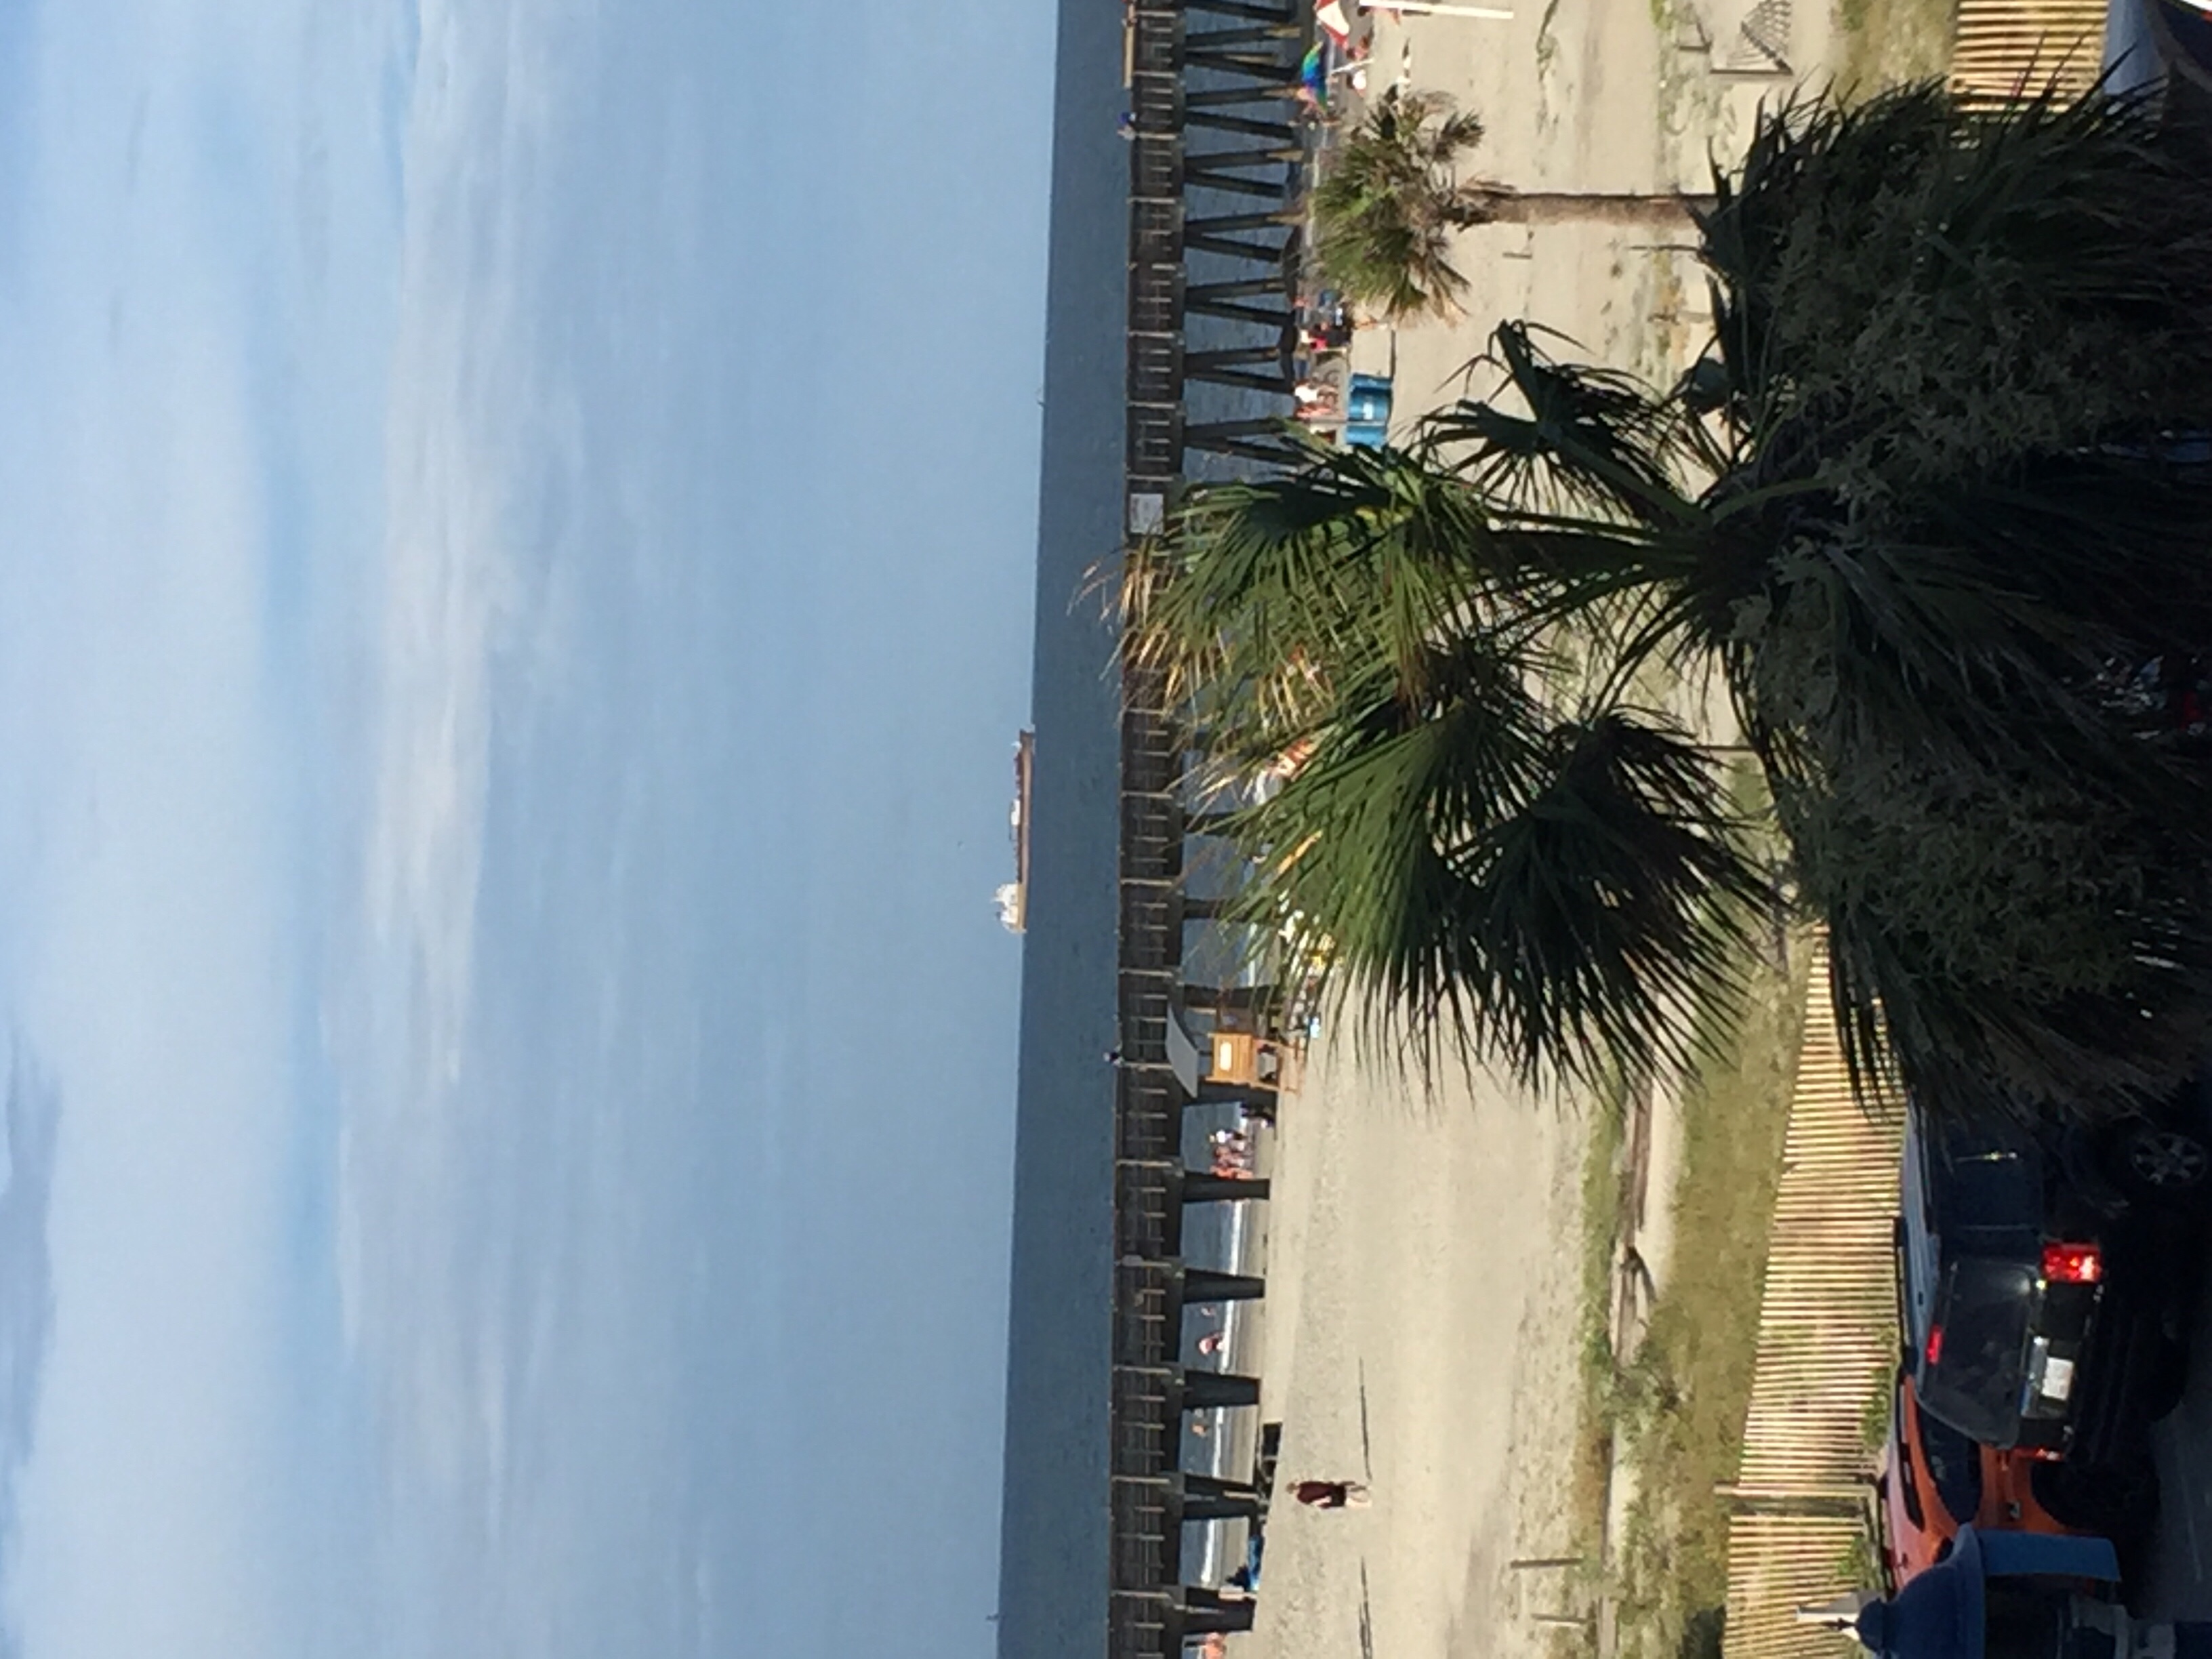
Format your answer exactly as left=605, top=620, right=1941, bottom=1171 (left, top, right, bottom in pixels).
left=1316, top=0, right=1355, bottom=45
left=1300, top=43, right=1328, bottom=102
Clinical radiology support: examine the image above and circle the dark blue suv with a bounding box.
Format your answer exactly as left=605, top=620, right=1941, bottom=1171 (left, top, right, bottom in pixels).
left=1898, top=1086, right=2208, bottom=1533
left=2107, top=0, right=2212, bottom=118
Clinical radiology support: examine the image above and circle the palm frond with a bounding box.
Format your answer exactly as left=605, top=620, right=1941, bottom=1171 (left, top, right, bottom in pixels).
left=1310, top=86, right=1496, bottom=319
left=1126, top=446, right=1511, bottom=750
left=1220, top=680, right=1764, bottom=1090
left=1423, top=323, right=1707, bottom=528
left=1700, top=81, right=2212, bottom=467
left=1140, top=81, right=2212, bottom=1113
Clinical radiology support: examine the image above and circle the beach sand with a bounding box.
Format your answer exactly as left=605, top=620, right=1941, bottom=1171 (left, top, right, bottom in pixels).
left=1239, top=8, right=1853, bottom=1655
left=1246, top=1038, right=1590, bottom=1659
left=1346, top=0, right=1835, bottom=409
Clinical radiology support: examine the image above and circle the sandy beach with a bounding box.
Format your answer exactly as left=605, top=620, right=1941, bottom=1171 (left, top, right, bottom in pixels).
left=1347, top=0, right=1835, bottom=406
left=1237, top=9, right=1862, bottom=1656
left=1247, top=1040, right=1591, bottom=1659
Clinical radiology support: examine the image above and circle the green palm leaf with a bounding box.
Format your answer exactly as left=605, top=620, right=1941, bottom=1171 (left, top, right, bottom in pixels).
left=1211, top=644, right=1761, bottom=1088
left=1138, top=80, right=2212, bottom=1115
left=1311, top=87, right=1494, bottom=319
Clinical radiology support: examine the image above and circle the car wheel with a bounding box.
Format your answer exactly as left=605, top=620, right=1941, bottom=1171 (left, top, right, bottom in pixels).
left=2111, top=1121, right=2212, bottom=1208
left=2148, top=1336, right=2192, bottom=1421
left=2037, top=1456, right=2161, bottom=1540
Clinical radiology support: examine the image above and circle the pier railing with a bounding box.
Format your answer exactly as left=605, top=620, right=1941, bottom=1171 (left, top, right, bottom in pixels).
left=1109, top=0, right=1311, bottom=1650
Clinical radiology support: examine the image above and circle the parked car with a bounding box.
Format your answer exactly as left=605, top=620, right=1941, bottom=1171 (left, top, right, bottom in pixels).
left=1876, top=1367, right=2078, bottom=1589
left=2106, top=0, right=2212, bottom=114
left=1853, top=1525, right=2145, bottom=1659
left=1896, top=1089, right=2204, bottom=1534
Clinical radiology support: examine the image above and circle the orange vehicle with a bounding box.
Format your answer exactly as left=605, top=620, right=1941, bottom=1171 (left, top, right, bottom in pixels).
left=1877, top=1368, right=2076, bottom=1589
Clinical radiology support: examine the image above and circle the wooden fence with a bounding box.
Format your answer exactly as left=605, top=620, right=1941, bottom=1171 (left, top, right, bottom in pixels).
left=1713, top=10, right=2124, bottom=1646
left=1719, top=942, right=1902, bottom=1659
left=1950, top=0, right=2112, bottom=102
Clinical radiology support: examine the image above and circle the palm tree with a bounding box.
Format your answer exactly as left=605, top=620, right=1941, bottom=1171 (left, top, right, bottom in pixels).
left=1311, top=87, right=1708, bottom=320
left=1136, top=83, right=2212, bottom=1118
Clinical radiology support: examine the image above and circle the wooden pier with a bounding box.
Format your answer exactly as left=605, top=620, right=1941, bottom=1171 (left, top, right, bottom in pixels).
left=1109, top=0, right=1314, bottom=1652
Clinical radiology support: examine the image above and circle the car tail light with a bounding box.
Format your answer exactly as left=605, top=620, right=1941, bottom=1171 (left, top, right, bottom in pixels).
left=2041, top=1242, right=2102, bottom=1285
left=1925, top=1326, right=1944, bottom=1366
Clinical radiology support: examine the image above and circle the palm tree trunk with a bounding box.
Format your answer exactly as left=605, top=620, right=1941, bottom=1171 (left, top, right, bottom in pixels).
left=1470, top=188, right=1717, bottom=228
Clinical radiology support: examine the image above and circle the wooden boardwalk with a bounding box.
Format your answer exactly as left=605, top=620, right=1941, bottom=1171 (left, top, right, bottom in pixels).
left=1719, top=942, right=1901, bottom=1659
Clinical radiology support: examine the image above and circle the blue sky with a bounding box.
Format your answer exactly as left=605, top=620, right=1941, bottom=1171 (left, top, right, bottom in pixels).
left=0, top=1, right=1055, bottom=1654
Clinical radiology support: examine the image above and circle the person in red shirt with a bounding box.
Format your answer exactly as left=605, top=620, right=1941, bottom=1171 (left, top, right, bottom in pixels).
left=1291, top=1479, right=1370, bottom=1510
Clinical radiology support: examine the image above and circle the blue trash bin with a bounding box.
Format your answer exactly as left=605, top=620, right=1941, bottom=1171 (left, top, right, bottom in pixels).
left=1342, top=419, right=1388, bottom=450
left=1347, top=373, right=1393, bottom=425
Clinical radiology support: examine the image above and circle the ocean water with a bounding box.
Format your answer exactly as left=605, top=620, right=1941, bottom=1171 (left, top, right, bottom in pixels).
left=992, top=1, right=1298, bottom=1653
left=988, top=0, right=1136, bottom=1638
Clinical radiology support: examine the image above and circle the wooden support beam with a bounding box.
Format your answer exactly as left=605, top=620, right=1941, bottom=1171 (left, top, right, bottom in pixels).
left=1177, top=983, right=1281, bottom=1015
left=1185, top=22, right=1301, bottom=47
left=1185, top=1267, right=1265, bottom=1303
left=1181, top=1170, right=1271, bottom=1204
left=1180, top=1590, right=1258, bottom=1634
left=1187, top=108, right=1299, bottom=144
left=1185, top=1471, right=1262, bottom=1500
left=1185, top=0, right=1299, bottom=24
left=1183, top=1370, right=1262, bottom=1410
left=1181, top=1489, right=1263, bottom=1521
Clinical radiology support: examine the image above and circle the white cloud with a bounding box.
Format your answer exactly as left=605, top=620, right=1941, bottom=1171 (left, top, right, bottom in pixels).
left=0, top=3, right=408, bottom=1657
left=0, top=1050, right=62, bottom=1659
left=1, top=315, right=329, bottom=1659
left=0, top=0, right=1050, bottom=1649
left=337, top=0, right=579, bottom=1517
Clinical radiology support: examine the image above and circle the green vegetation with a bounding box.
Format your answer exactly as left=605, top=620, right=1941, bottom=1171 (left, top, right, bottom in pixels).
left=1312, top=87, right=1495, bottom=319
left=1128, top=83, right=2212, bottom=1122
left=1832, top=0, right=1958, bottom=98
left=1567, top=1083, right=1631, bottom=1551
left=1541, top=920, right=1809, bottom=1659
left=1612, top=935, right=1809, bottom=1659
left=1311, top=88, right=1704, bottom=320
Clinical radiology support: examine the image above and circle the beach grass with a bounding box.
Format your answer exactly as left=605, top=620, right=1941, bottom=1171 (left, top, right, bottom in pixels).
left=1547, top=946, right=1810, bottom=1659
left=1544, top=738, right=1816, bottom=1659
left=1831, top=0, right=1958, bottom=97
left=1572, top=1086, right=1630, bottom=1531
left=1540, top=1094, right=1629, bottom=1659
left=1607, top=921, right=1813, bottom=1659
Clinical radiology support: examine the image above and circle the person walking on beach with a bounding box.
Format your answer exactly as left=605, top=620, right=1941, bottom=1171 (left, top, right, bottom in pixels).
left=1291, top=1479, right=1370, bottom=1510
